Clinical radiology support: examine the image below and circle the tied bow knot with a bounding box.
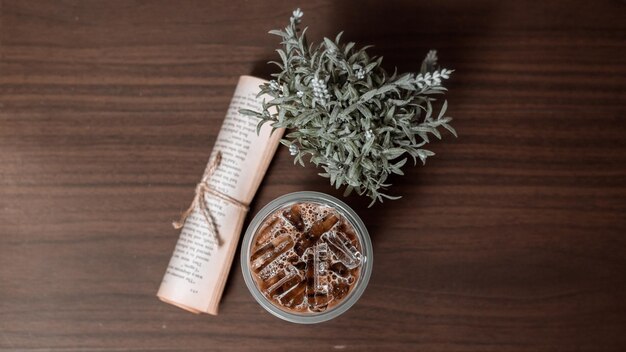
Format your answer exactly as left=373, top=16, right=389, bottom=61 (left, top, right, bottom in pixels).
left=172, top=151, right=248, bottom=246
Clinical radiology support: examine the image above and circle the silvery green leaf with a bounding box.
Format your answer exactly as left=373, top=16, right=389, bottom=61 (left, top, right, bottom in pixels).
left=344, top=42, right=355, bottom=55
left=239, top=108, right=261, bottom=117
left=376, top=84, right=398, bottom=95
left=392, top=158, right=407, bottom=169
left=443, top=123, right=458, bottom=137
left=364, top=62, right=378, bottom=73
left=256, top=121, right=264, bottom=135
left=323, top=37, right=339, bottom=53
left=381, top=193, right=402, bottom=200
left=438, top=100, right=448, bottom=120
left=268, top=29, right=288, bottom=37
left=360, top=89, right=378, bottom=102
left=417, top=149, right=435, bottom=164
left=276, top=49, right=289, bottom=66
left=383, top=148, right=405, bottom=159
left=357, top=104, right=373, bottom=120
left=361, top=158, right=375, bottom=171
left=335, top=31, right=344, bottom=43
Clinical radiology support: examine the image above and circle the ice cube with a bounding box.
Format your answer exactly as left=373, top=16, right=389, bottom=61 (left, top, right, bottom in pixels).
left=304, top=253, right=315, bottom=300
left=278, top=281, right=306, bottom=308
left=251, top=233, right=294, bottom=273
left=260, top=264, right=289, bottom=291
left=294, top=213, right=339, bottom=256
left=282, top=204, right=305, bottom=232
left=322, top=231, right=362, bottom=269
left=305, top=243, right=331, bottom=312
left=314, top=242, right=329, bottom=292
left=331, top=279, right=350, bottom=300
left=330, top=262, right=349, bottom=277
left=266, top=265, right=301, bottom=298
left=254, top=216, right=281, bottom=245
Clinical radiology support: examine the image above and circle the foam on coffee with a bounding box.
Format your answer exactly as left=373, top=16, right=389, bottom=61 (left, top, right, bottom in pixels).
left=249, top=202, right=363, bottom=313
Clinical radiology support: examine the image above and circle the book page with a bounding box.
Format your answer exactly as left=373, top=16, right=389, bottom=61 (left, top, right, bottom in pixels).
left=157, top=75, right=284, bottom=314
left=207, top=75, right=283, bottom=204
left=157, top=196, right=246, bottom=314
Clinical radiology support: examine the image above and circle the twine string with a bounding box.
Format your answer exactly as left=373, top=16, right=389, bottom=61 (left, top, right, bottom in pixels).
left=172, top=151, right=248, bottom=246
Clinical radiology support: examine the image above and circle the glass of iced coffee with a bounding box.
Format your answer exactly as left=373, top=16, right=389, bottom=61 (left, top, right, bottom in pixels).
left=241, top=191, right=372, bottom=323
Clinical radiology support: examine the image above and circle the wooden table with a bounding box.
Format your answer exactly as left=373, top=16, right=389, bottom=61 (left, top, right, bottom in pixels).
left=1, top=1, right=625, bottom=350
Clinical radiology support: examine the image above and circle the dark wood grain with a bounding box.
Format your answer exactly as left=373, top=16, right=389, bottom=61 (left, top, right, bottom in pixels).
left=1, top=0, right=625, bottom=351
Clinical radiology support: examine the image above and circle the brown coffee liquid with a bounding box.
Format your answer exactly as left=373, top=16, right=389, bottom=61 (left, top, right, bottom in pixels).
left=249, top=202, right=363, bottom=314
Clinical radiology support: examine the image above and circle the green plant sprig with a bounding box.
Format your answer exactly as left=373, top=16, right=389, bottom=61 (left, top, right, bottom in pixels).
left=241, top=9, right=456, bottom=206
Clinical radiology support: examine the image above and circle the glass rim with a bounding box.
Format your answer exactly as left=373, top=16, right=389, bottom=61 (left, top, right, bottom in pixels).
left=240, top=191, right=373, bottom=324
